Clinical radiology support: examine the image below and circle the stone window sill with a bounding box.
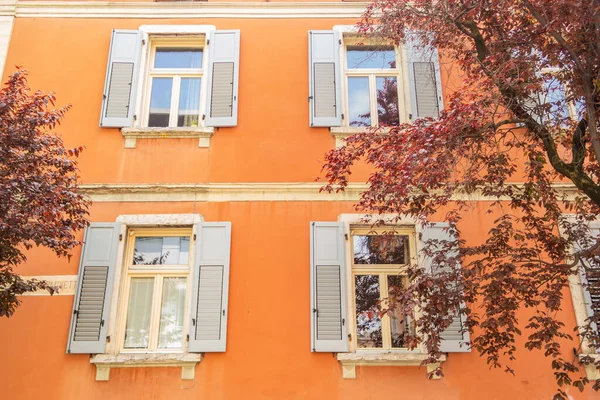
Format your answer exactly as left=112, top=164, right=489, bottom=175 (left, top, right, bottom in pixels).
left=579, top=353, right=600, bottom=380
left=337, top=352, right=446, bottom=379
left=330, top=126, right=392, bottom=147
left=90, top=352, right=202, bottom=381
left=121, top=127, right=215, bottom=149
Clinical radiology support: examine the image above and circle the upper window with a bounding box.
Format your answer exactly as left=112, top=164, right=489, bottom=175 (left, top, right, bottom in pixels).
left=145, top=40, right=205, bottom=128
left=120, top=228, right=193, bottom=351
left=343, top=41, right=401, bottom=127
left=350, top=226, right=416, bottom=350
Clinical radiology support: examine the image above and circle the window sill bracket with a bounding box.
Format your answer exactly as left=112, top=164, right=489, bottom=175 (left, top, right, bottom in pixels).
left=90, top=352, right=202, bottom=381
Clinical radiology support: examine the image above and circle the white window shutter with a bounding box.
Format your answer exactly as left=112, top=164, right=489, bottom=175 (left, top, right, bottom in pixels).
left=576, top=226, right=600, bottom=327
left=205, top=30, right=240, bottom=127
left=99, top=30, right=142, bottom=128
left=406, top=32, right=444, bottom=120
left=308, top=31, right=342, bottom=127
left=189, top=222, right=232, bottom=352
left=422, top=222, right=471, bottom=353
left=310, top=222, right=348, bottom=352
left=67, top=223, right=121, bottom=354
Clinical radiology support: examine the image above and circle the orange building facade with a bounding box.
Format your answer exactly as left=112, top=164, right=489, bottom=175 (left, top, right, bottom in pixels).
left=0, top=1, right=599, bottom=399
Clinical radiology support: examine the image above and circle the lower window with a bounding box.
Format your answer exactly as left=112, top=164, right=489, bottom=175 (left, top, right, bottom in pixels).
left=351, top=226, right=416, bottom=350
left=120, top=228, right=193, bottom=351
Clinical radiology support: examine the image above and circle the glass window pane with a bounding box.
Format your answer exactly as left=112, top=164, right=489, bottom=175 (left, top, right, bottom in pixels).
left=178, top=78, right=201, bottom=127
left=347, top=45, right=396, bottom=69
left=133, top=236, right=190, bottom=265
left=353, top=234, right=409, bottom=265
left=387, top=275, right=414, bottom=348
left=148, top=77, right=173, bottom=127
left=124, top=278, right=154, bottom=349
left=543, top=77, right=571, bottom=121
left=158, top=277, right=187, bottom=349
left=348, top=77, right=371, bottom=127
left=154, top=48, right=203, bottom=69
left=376, top=77, right=399, bottom=126
left=355, top=275, right=382, bottom=348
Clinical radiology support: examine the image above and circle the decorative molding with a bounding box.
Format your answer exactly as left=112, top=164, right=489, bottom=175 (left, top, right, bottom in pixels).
left=330, top=127, right=391, bottom=147
left=90, top=353, right=202, bottom=381
left=116, top=213, right=203, bottom=225
left=18, top=275, right=77, bottom=296
left=337, top=352, right=446, bottom=379
left=10, top=2, right=369, bottom=19
left=121, top=127, right=214, bottom=148
left=78, top=182, right=581, bottom=203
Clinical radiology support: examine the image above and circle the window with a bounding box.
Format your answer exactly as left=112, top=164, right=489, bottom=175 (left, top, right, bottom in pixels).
left=119, top=228, right=192, bottom=351
left=99, top=27, right=240, bottom=132
left=66, top=217, right=232, bottom=381
left=351, top=226, right=416, bottom=349
left=145, top=42, right=204, bottom=128
left=539, top=68, right=579, bottom=122
left=343, top=41, right=401, bottom=127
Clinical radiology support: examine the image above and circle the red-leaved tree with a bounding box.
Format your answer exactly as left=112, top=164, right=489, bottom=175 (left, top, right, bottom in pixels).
left=321, top=1, right=600, bottom=398
left=0, top=69, right=89, bottom=317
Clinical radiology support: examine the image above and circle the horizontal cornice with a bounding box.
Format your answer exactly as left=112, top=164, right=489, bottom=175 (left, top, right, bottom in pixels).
left=5, top=1, right=370, bottom=19
left=79, top=182, right=581, bottom=203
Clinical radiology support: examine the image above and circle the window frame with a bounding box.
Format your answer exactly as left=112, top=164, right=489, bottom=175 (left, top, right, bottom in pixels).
left=115, top=227, right=194, bottom=354
left=340, top=36, right=409, bottom=128
left=141, top=38, right=207, bottom=129
left=337, top=215, right=425, bottom=355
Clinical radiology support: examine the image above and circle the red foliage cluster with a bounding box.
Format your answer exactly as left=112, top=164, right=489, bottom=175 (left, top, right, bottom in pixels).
left=322, top=1, right=600, bottom=397
left=0, top=69, right=89, bottom=317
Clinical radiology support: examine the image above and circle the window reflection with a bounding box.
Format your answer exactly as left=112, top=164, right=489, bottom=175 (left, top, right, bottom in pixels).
left=353, top=234, right=409, bottom=265
left=124, top=278, right=154, bottom=349
left=347, top=46, right=396, bottom=69
left=178, top=78, right=201, bottom=127
left=133, top=236, right=190, bottom=265
left=376, top=76, right=399, bottom=126
left=154, top=48, right=203, bottom=69
left=158, top=277, right=187, bottom=349
left=348, top=77, right=371, bottom=127
left=387, top=275, right=414, bottom=348
left=148, top=77, right=173, bottom=127
left=355, top=275, right=382, bottom=348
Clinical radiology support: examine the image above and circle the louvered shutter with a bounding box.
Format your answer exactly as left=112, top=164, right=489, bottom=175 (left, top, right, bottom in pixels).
left=310, top=222, right=348, bottom=352
left=205, top=30, right=240, bottom=127
left=577, top=225, right=600, bottom=329
left=99, top=30, right=142, bottom=128
left=67, top=223, right=121, bottom=354
left=189, top=222, right=232, bottom=352
left=422, top=222, right=471, bottom=353
left=406, top=32, right=443, bottom=120
left=308, top=31, right=342, bottom=127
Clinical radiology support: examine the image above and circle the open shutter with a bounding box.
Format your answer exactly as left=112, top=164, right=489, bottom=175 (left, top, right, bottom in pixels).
left=422, top=222, right=471, bottom=353
left=576, top=225, right=600, bottom=331
left=67, top=223, right=121, bottom=354
left=99, top=30, right=142, bottom=128
left=189, top=222, right=232, bottom=352
left=205, top=30, right=240, bottom=127
left=310, top=222, right=348, bottom=352
left=308, top=31, right=342, bottom=127
left=406, top=32, right=443, bottom=120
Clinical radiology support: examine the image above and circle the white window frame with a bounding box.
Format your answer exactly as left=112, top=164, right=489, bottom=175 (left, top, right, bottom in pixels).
left=105, top=214, right=203, bottom=355
left=341, top=37, right=406, bottom=128
left=133, top=25, right=215, bottom=130
left=339, top=214, right=426, bottom=355
left=350, top=225, right=418, bottom=351
left=116, top=227, right=193, bottom=353
left=142, top=40, right=205, bottom=128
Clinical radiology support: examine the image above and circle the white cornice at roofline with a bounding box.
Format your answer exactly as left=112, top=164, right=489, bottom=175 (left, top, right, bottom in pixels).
left=0, top=1, right=370, bottom=19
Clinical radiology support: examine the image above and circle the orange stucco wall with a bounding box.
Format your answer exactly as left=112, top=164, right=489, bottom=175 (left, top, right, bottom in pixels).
left=0, top=5, right=597, bottom=400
